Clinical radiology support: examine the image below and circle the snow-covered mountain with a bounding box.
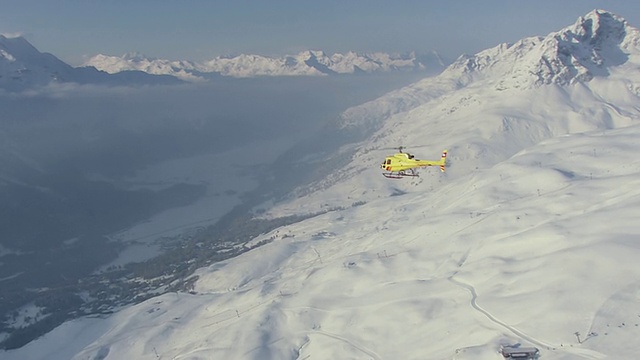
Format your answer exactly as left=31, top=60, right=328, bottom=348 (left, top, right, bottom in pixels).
left=84, top=50, right=446, bottom=81
left=267, top=8, right=640, bottom=216
left=446, top=8, right=639, bottom=88
left=4, top=9, right=640, bottom=359
left=0, top=35, right=182, bottom=91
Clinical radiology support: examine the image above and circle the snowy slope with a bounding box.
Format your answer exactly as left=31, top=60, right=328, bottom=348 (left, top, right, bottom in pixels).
left=4, top=9, right=640, bottom=360
left=84, top=50, right=446, bottom=81
left=6, top=109, right=640, bottom=360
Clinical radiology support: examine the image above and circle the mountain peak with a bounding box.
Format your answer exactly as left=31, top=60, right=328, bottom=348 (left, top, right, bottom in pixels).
left=122, top=52, right=153, bottom=61
left=0, top=34, right=47, bottom=62
left=581, top=9, right=624, bottom=32
left=445, top=9, right=640, bottom=88
left=565, top=9, right=627, bottom=50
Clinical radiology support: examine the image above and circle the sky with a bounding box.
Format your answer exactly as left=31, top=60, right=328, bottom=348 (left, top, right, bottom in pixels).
left=2, top=1, right=640, bottom=65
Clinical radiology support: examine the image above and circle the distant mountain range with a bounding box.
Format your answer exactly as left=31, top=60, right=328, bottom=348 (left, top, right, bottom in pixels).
left=83, top=50, right=447, bottom=81
left=0, top=34, right=447, bottom=91
left=0, top=35, right=182, bottom=92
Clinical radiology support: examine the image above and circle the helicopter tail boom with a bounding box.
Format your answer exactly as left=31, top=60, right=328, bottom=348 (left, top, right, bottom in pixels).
left=415, top=149, right=447, bottom=172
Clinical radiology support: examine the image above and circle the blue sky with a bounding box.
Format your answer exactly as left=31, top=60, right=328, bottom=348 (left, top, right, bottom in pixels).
left=2, top=0, right=640, bottom=65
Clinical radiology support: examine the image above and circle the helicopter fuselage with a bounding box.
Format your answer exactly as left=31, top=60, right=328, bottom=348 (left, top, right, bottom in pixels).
left=380, top=150, right=447, bottom=178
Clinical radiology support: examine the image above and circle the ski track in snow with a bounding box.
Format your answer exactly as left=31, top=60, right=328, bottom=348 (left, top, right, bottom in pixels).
left=309, top=330, right=382, bottom=360
left=448, top=276, right=607, bottom=360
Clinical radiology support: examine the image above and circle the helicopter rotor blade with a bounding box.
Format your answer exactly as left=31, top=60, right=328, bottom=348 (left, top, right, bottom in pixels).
left=377, top=144, right=431, bottom=151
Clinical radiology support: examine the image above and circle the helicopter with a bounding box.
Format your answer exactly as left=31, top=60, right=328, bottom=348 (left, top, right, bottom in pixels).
left=380, top=147, right=447, bottom=179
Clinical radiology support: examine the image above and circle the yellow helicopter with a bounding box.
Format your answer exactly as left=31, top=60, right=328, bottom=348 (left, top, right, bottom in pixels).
left=380, top=147, right=448, bottom=179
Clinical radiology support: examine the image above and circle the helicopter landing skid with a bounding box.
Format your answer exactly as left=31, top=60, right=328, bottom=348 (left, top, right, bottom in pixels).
left=382, top=171, right=419, bottom=179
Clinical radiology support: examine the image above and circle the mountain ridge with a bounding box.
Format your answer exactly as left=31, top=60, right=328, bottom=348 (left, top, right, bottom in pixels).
left=83, top=50, right=447, bottom=81
left=0, top=34, right=183, bottom=92
left=0, top=33, right=446, bottom=90
left=446, top=9, right=639, bottom=88
left=336, top=8, right=640, bottom=134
